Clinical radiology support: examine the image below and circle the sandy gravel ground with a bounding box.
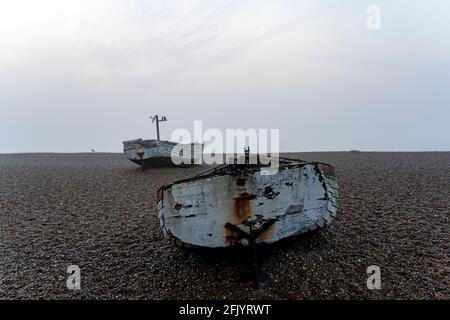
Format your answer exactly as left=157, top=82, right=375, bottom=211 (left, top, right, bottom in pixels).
left=0, top=152, right=449, bottom=299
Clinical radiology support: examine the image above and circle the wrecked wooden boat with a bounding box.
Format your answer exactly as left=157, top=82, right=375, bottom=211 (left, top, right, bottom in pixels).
left=123, top=138, right=202, bottom=169
left=123, top=115, right=202, bottom=169
left=157, top=155, right=338, bottom=248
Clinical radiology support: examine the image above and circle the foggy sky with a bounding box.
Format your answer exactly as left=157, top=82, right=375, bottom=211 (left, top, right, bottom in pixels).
left=1, top=0, right=449, bottom=153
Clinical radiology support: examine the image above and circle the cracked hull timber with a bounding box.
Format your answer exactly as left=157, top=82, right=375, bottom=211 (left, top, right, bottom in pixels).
left=157, top=159, right=339, bottom=248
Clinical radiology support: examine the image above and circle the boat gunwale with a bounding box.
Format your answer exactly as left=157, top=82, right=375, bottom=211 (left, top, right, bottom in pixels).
left=156, top=158, right=337, bottom=197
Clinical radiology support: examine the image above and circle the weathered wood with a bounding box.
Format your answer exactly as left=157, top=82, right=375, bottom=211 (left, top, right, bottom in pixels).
left=123, top=139, right=202, bottom=168
left=157, top=158, right=339, bottom=248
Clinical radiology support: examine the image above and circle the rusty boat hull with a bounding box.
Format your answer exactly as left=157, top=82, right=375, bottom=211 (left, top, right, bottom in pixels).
left=123, top=139, right=202, bottom=169
left=157, top=158, right=338, bottom=248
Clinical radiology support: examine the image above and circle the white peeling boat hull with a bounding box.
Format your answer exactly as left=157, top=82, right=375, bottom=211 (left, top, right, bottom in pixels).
left=157, top=159, right=338, bottom=248
left=123, top=139, right=202, bottom=168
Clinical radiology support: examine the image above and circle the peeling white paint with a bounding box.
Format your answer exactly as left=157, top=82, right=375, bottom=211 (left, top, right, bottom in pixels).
left=157, top=160, right=338, bottom=248
left=123, top=139, right=202, bottom=166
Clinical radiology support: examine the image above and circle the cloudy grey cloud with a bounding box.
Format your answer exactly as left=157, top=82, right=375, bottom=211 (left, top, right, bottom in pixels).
left=1, top=0, right=449, bottom=152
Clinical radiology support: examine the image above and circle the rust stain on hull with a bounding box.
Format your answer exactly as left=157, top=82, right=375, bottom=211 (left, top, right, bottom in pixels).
left=257, top=224, right=274, bottom=241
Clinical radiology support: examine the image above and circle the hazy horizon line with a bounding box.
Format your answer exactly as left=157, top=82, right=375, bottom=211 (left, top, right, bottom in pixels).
left=1, top=149, right=450, bottom=155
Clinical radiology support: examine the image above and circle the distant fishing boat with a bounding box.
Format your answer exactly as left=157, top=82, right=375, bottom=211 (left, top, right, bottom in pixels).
left=123, top=115, right=202, bottom=170
left=157, top=151, right=338, bottom=248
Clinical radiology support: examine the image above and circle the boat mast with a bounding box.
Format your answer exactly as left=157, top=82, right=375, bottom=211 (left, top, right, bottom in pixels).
left=150, top=115, right=167, bottom=141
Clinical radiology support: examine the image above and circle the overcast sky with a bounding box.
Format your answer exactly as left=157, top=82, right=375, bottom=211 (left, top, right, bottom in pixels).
left=1, top=0, right=449, bottom=152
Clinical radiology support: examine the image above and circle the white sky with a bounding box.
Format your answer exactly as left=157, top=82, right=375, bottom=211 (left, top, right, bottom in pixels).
left=1, top=0, right=449, bottom=152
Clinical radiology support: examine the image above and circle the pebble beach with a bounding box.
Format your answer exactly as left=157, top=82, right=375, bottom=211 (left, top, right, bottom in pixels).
left=0, top=152, right=449, bottom=299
